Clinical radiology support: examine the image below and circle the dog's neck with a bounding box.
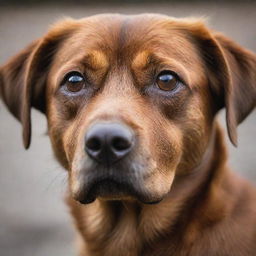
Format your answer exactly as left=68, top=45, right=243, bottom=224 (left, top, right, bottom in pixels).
left=68, top=124, right=230, bottom=256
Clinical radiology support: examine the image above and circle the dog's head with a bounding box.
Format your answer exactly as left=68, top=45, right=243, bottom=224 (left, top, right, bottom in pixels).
left=0, top=14, right=255, bottom=204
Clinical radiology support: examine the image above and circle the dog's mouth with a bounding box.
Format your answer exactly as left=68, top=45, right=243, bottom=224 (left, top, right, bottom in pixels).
left=78, top=178, right=134, bottom=204
left=76, top=177, right=163, bottom=205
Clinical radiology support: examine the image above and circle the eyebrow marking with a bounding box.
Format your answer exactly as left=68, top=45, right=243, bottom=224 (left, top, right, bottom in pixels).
left=132, top=50, right=152, bottom=70
left=83, top=50, right=109, bottom=70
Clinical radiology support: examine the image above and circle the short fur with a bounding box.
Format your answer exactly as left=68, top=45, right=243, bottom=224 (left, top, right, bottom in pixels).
left=0, top=14, right=256, bottom=256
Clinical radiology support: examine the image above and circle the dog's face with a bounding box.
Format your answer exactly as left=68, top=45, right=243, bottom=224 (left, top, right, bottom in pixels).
left=48, top=15, right=214, bottom=204
left=0, top=14, right=255, bottom=204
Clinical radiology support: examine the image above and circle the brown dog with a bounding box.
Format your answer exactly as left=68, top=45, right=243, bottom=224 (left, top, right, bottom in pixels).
left=0, top=14, right=256, bottom=256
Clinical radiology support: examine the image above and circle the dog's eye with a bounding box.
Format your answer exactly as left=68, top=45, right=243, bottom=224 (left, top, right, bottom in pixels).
left=63, top=72, right=85, bottom=93
left=156, top=71, right=179, bottom=91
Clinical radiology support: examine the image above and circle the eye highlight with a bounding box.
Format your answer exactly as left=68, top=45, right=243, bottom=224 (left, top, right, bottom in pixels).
left=156, top=71, right=179, bottom=91
left=62, top=72, right=85, bottom=93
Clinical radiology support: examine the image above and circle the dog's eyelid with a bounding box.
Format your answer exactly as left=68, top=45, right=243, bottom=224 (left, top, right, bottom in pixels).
left=61, top=71, right=85, bottom=85
left=156, top=69, right=189, bottom=89
left=154, top=61, right=189, bottom=83
left=159, top=70, right=180, bottom=80
left=150, top=55, right=190, bottom=86
left=54, top=63, right=84, bottom=85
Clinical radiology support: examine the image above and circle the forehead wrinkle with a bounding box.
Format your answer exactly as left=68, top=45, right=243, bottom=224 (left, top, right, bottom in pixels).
left=118, top=18, right=130, bottom=51
left=115, top=17, right=139, bottom=67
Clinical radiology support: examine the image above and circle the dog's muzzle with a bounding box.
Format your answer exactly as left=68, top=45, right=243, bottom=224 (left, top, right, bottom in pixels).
left=73, top=122, right=163, bottom=204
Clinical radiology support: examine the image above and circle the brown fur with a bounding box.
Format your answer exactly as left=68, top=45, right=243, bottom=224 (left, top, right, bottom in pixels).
left=0, top=14, right=256, bottom=256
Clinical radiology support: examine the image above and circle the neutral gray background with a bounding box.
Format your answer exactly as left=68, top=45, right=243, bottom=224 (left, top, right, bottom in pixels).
left=0, top=2, right=255, bottom=256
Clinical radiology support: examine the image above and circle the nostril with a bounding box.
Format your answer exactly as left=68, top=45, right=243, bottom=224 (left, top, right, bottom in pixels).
left=86, top=137, right=102, bottom=152
left=112, top=137, right=131, bottom=151
left=85, top=122, right=134, bottom=164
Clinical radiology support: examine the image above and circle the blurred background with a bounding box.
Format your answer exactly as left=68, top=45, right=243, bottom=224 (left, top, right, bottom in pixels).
left=0, top=1, right=255, bottom=255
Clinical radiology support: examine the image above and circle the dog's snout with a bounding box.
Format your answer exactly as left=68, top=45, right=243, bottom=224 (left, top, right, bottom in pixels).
left=85, top=123, right=134, bottom=165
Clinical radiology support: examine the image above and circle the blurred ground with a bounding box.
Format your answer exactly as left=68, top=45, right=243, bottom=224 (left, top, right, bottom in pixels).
left=0, top=2, right=255, bottom=256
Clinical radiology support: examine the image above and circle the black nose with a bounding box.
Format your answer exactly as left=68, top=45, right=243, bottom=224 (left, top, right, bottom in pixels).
left=85, top=123, right=134, bottom=165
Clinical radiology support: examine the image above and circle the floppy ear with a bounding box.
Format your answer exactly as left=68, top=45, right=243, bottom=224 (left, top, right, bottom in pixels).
left=0, top=18, right=79, bottom=149
left=188, top=23, right=256, bottom=146
left=213, top=33, right=256, bottom=146
left=0, top=40, right=41, bottom=149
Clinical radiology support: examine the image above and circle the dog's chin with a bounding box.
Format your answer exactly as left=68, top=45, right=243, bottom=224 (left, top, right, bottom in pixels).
left=75, top=179, right=163, bottom=205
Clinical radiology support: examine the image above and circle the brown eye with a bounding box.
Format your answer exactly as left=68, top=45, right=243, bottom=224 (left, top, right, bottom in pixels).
left=64, top=72, right=85, bottom=93
left=156, top=71, right=178, bottom=91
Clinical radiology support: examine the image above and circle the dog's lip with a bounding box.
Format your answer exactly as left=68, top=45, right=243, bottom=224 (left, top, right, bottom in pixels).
left=78, top=178, right=135, bottom=204
left=76, top=176, right=164, bottom=205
